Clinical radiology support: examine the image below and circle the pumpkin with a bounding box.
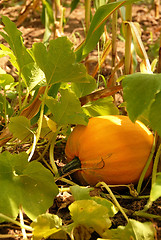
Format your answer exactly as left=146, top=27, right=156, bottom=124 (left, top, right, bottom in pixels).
left=65, top=115, right=154, bottom=186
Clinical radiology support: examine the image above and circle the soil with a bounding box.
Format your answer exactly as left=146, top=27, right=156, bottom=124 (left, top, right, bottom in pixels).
left=0, top=0, right=161, bottom=239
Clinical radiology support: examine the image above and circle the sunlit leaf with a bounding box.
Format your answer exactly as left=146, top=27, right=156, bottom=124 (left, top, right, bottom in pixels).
left=76, top=1, right=125, bottom=61
left=27, top=63, right=46, bottom=91
left=0, top=74, right=14, bottom=89
left=127, top=21, right=151, bottom=73
left=31, top=213, right=67, bottom=240
left=0, top=151, right=59, bottom=222
left=45, top=89, right=88, bottom=126
left=70, top=185, right=93, bottom=200
left=82, top=96, right=119, bottom=117
left=32, top=37, right=90, bottom=84
left=42, top=0, right=54, bottom=42
left=44, top=115, right=57, bottom=133
left=150, top=172, right=161, bottom=202
left=0, top=44, right=18, bottom=70
left=69, top=200, right=111, bottom=236
left=1, top=16, right=34, bottom=73
left=122, top=73, right=161, bottom=122
left=103, top=219, right=155, bottom=240
left=8, top=116, right=32, bottom=140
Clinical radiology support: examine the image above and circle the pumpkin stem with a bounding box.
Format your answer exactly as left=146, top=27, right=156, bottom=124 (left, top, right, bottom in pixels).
left=59, top=157, right=81, bottom=176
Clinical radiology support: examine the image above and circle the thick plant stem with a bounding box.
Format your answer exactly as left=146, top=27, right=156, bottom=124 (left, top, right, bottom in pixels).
left=0, top=213, right=32, bottom=231
left=85, top=0, right=91, bottom=34
left=155, top=0, right=160, bottom=19
left=36, top=85, right=49, bottom=144
left=49, top=128, right=61, bottom=176
left=144, top=143, right=161, bottom=211
left=59, top=157, right=81, bottom=176
left=151, top=143, right=161, bottom=186
left=135, top=210, right=161, bottom=220
left=137, top=137, right=156, bottom=195
left=3, top=89, right=7, bottom=125
left=19, top=206, right=27, bottom=240
left=26, top=85, right=49, bottom=157
left=111, top=1, right=118, bottom=69
left=124, top=4, right=132, bottom=75
left=157, top=32, right=161, bottom=73
left=96, top=182, right=129, bottom=222
left=18, top=70, right=22, bottom=110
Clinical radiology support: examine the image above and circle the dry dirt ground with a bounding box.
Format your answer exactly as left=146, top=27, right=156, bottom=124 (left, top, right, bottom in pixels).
left=1, top=0, right=161, bottom=239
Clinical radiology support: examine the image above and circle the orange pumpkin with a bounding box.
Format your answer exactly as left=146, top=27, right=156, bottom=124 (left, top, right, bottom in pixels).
left=65, top=115, right=154, bottom=185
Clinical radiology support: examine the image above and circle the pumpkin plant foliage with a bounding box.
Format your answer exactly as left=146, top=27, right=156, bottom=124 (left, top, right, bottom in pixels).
left=0, top=151, right=58, bottom=222
left=102, top=219, right=155, bottom=240
left=0, top=4, right=159, bottom=239
left=122, top=73, right=161, bottom=136
left=31, top=186, right=155, bottom=240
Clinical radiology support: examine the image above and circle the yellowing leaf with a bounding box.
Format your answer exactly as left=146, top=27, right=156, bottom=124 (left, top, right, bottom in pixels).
left=69, top=200, right=111, bottom=236
left=31, top=213, right=67, bottom=240
left=44, top=115, right=57, bottom=133
left=126, top=21, right=152, bottom=73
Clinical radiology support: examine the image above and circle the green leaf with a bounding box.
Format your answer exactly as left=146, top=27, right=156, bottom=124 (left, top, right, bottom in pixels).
left=45, top=89, right=88, bottom=125
left=92, top=196, right=118, bottom=217
left=0, top=74, right=14, bottom=89
left=32, top=37, right=90, bottom=84
left=0, top=151, right=59, bottom=221
left=0, top=44, right=18, bottom=70
left=103, top=219, right=155, bottom=240
left=69, top=200, right=111, bottom=236
left=82, top=96, right=119, bottom=117
left=71, top=75, right=97, bottom=98
left=70, top=0, right=80, bottom=13
left=31, top=213, right=67, bottom=240
left=70, top=185, right=93, bottom=200
left=1, top=16, right=34, bottom=70
left=0, top=17, right=35, bottom=86
left=42, top=0, right=54, bottom=43
left=122, top=73, right=161, bottom=122
left=75, top=1, right=125, bottom=62
left=28, top=63, right=46, bottom=91
left=150, top=172, right=161, bottom=202
left=149, top=91, right=161, bottom=136
left=8, top=116, right=32, bottom=140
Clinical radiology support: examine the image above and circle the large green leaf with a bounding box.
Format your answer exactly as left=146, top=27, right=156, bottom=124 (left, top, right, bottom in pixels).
left=122, top=73, right=161, bottom=122
left=103, top=219, right=155, bottom=240
left=82, top=96, right=119, bottom=117
left=32, top=37, right=91, bottom=84
left=45, top=89, right=88, bottom=125
left=0, top=151, right=58, bottom=221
